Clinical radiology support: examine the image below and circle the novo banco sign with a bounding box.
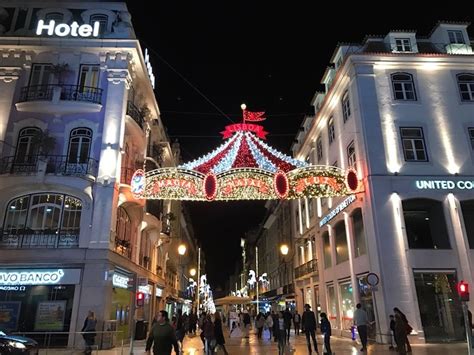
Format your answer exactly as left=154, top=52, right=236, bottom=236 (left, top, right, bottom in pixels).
left=415, top=180, right=474, bottom=190
left=36, top=20, right=101, bottom=38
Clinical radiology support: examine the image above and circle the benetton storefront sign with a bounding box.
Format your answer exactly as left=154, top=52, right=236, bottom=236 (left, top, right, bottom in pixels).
left=416, top=180, right=474, bottom=190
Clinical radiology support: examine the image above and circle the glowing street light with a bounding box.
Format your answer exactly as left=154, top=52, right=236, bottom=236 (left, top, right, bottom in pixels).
left=190, top=268, right=197, bottom=277
left=280, top=244, right=289, bottom=256
left=178, top=244, right=187, bottom=255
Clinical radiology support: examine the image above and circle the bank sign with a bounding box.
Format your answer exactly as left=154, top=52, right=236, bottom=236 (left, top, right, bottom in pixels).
left=36, top=20, right=101, bottom=38
left=415, top=180, right=474, bottom=190
left=0, top=269, right=81, bottom=286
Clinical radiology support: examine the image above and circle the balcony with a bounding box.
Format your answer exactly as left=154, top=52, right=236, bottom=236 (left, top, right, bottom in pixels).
left=0, top=230, right=79, bottom=249
left=126, top=101, right=145, bottom=129
left=114, top=238, right=132, bottom=259
left=0, top=155, right=98, bottom=178
left=16, top=85, right=103, bottom=114
left=120, top=166, right=136, bottom=185
left=295, top=259, right=318, bottom=279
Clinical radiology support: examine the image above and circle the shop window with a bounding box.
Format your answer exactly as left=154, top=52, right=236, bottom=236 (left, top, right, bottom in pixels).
left=352, top=209, right=366, bottom=257
left=339, top=281, right=354, bottom=330
left=402, top=198, right=450, bottom=249
left=461, top=200, right=474, bottom=249
left=322, top=231, right=331, bottom=269
left=335, top=221, right=349, bottom=264
left=326, top=284, right=337, bottom=327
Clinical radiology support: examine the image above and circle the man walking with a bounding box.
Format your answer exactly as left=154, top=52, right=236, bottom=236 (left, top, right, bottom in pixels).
left=354, top=303, right=369, bottom=352
left=293, top=310, right=301, bottom=336
left=283, top=308, right=293, bottom=342
left=302, top=304, right=319, bottom=354
left=146, top=310, right=180, bottom=355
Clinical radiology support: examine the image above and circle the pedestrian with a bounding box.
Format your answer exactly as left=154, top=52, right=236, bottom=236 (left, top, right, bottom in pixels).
left=214, top=312, right=229, bottom=355
left=320, top=312, right=332, bottom=355
left=81, top=310, right=97, bottom=355
left=394, top=312, right=408, bottom=355
left=175, top=310, right=185, bottom=349
left=145, top=310, right=180, bottom=355
left=393, top=307, right=412, bottom=352
left=188, top=311, right=197, bottom=334
left=203, top=314, right=215, bottom=355
left=302, top=303, right=319, bottom=354
left=277, top=311, right=287, bottom=355
left=265, top=312, right=274, bottom=340
left=271, top=311, right=279, bottom=342
left=293, top=310, right=301, bottom=336
left=389, top=314, right=396, bottom=350
left=243, top=310, right=251, bottom=338
left=283, top=308, right=292, bottom=342
left=354, top=303, right=369, bottom=352
left=199, top=312, right=207, bottom=347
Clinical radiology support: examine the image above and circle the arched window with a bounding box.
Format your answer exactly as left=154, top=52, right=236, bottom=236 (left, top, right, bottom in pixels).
left=90, top=14, right=108, bottom=34
left=402, top=198, right=450, bottom=249
left=352, top=208, right=366, bottom=257
left=67, top=128, right=92, bottom=164
left=140, top=232, right=152, bottom=270
left=45, top=12, right=63, bottom=22
left=335, top=221, right=349, bottom=264
left=457, top=74, right=474, bottom=101
left=391, top=72, right=417, bottom=101
left=322, top=231, right=331, bottom=269
left=115, top=207, right=132, bottom=258
left=15, top=127, right=41, bottom=163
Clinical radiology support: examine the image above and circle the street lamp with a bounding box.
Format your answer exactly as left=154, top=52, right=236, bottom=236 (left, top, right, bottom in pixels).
left=190, top=268, right=197, bottom=277
left=178, top=243, right=187, bottom=255
left=280, top=244, right=289, bottom=256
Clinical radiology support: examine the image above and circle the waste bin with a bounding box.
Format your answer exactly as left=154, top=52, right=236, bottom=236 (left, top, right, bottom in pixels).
left=135, top=320, right=147, bottom=340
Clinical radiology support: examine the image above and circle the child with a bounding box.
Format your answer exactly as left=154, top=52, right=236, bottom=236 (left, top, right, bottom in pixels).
left=389, top=314, right=396, bottom=350
left=320, top=312, right=332, bottom=355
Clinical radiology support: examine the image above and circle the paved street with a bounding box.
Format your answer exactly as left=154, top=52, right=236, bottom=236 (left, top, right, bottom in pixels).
left=40, top=331, right=469, bottom=355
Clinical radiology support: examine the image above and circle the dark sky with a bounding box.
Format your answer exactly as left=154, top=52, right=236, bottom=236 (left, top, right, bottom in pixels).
left=124, top=2, right=473, bottom=289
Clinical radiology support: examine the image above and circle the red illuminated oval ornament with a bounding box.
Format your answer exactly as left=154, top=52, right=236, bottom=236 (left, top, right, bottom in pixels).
left=204, top=173, right=217, bottom=200
left=346, top=169, right=359, bottom=192
left=131, top=169, right=146, bottom=198
left=274, top=171, right=289, bottom=199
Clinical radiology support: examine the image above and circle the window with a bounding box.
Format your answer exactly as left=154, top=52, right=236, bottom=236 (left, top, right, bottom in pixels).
left=461, top=200, right=474, bottom=249
left=115, top=207, right=132, bottom=258
left=339, top=281, right=355, bottom=330
left=391, top=72, right=417, bottom=101
left=402, top=199, right=450, bottom=249
left=78, top=65, right=100, bottom=89
left=316, top=137, right=323, bottom=162
left=90, top=14, right=108, bottom=34
left=3, top=193, right=82, bottom=234
left=352, top=209, right=366, bottom=257
left=15, top=127, right=41, bottom=163
left=45, top=12, right=63, bottom=22
left=67, top=128, right=92, bottom=164
left=328, top=117, right=335, bottom=144
left=347, top=140, right=357, bottom=170
left=29, top=64, right=54, bottom=87
left=469, top=128, right=474, bottom=150
left=448, top=30, right=465, bottom=44
left=322, top=231, right=331, bottom=268
left=341, top=91, right=351, bottom=123
left=335, top=221, right=349, bottom=264
left=395, top=38, right=412, bottom=52
left=400, top=127, right=428, bottom=162
left=457, top=74, right=474, bottom=102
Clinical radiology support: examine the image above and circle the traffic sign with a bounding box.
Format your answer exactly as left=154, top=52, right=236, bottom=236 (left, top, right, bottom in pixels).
left=366, top=272, right=379, bottom=287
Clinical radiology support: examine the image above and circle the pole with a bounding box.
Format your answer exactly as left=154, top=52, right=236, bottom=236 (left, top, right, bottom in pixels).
left=129, top=275, right=137, bottom=355
left=256, top=246, right=259, bottom=313
left=462, top=302, right=473, bottom=354
left=196, top=247, right=201, bottom=314
left=371, top=288, right=383, bottom=344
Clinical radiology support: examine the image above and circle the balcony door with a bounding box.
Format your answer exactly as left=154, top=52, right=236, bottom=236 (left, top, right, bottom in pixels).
left=14, top=127, right=41, bottom=170
left=28, top=64, right=54, bottom=100
left=66, top=128, right=92, bottom=174
left=78, top=65, right=100, bottom=100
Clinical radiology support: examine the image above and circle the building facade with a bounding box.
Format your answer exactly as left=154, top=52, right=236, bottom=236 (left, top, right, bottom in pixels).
left=292, top=22, right=474, bottom=343
left=0, top=0, right=196, bottom=348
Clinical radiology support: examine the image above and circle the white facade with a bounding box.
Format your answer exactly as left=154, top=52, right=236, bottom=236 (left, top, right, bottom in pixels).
left=292, top=21, right=474, bottom=343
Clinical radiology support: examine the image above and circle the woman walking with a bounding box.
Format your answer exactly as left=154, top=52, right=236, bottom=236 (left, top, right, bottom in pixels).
left=394, top=307, right=412, bottom=352
left=81, top=311, right=97, bottom=355
left=214, top=312, right=229, bottom=355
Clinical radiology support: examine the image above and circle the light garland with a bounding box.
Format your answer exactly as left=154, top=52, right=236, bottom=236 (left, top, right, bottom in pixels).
left=245, top=132, right=277, bottom=172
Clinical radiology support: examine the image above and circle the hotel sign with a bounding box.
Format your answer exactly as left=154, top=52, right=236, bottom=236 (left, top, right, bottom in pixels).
left=36, top=20, right=101, bottom=38
left=415, top=180, right=474, bottom=190
left=319, top=195, right=356, bottom=227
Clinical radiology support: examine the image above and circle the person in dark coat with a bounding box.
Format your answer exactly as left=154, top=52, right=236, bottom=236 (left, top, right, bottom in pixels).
left=394, top=307, right=412, bottom=352
left=175, top=310, right=185, bottom=349
left=394, top=312, right=408, bottom=355
left=214, top=312, right=229, bottom=355
left=320, top=312, right=332, bottom=355
left=203, top=314, right=215, bottom=355
left=81, top=310, right=97, bottom=355
left=145, top=310, right=180, bottom=355
left=283, top=308, right=293, bottom=342
left=302, top=304, right=319, bottom=354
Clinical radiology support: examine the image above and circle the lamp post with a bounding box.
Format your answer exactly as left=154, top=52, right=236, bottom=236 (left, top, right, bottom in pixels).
left=196, top=247, right=201, bottom=313
left=255, top=246, right=259, bottom=313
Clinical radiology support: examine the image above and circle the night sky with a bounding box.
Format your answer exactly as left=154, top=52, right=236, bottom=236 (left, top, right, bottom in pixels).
left=124, top=2, right=473, bottom=289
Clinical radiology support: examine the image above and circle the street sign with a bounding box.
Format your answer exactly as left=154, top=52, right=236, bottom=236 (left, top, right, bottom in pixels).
left=138, top=277, right=148, bottom=287
left=366, top=272, right=379, bottom=287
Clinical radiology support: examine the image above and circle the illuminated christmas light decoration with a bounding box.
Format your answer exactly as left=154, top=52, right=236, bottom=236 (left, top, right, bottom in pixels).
left=136, top=106, right=363, bottom=201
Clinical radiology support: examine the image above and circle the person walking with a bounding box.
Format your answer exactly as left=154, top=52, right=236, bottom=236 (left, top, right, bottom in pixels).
left=81, top=310, right=97, bottom=355
left=277, top=311, right=287, bottom=355
left=265, top=312, right=274, bottom=340
left=214, top=312, right=229, bottom=355
left=188, top=311, right=197, bottom=334
left=320, top=312, right=332, bottom=355
left=175, top=310, right=185, bottom=350
left=272, top=311, right=279, bottom=342
left=302, top=304, right=319, bottom=354
left=243, top=310, right=251, bottom=338
left=393, top=307, right=412, bottom=353
left=354, top=303, right=369, bottom=352
left=202, top=314, right=215, bottom=355
left=293, top=310, right=301, bottom=336
left=256, top=313, right=265, bottom=339
left=145, top=310, right=180, bottom=355
left=394, top=312, right=408, bottom=355
left=283, top=308, right=292, bottom=342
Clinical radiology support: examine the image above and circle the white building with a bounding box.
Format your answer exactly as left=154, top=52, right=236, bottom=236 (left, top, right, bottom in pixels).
left=0, top=0, right=195, bottom=348
left=292, top=21, right=474, bottom=343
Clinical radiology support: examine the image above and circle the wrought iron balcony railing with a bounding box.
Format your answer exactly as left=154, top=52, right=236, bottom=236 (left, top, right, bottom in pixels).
left=19, top=85, right=103, bottom=104
left=0, top=155, right=98, bottom=177
left=0, top=229, right=80, bottom=249
left=294, top=259, right=318, bottom=279
left=126, top=101, right=145, bottom=129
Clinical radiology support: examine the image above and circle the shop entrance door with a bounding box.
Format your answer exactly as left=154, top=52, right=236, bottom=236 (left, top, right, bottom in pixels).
left=413, top=272, right=464, bottom=342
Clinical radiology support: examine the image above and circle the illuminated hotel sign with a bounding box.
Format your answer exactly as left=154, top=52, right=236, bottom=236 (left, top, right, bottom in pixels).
left=0, top=269, right=65, bottom=285
left=416, top=180, right=474, bottom=190
left=36, top=20, right=100, bottom=38
left=319, top=195, right=356, bottom=227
